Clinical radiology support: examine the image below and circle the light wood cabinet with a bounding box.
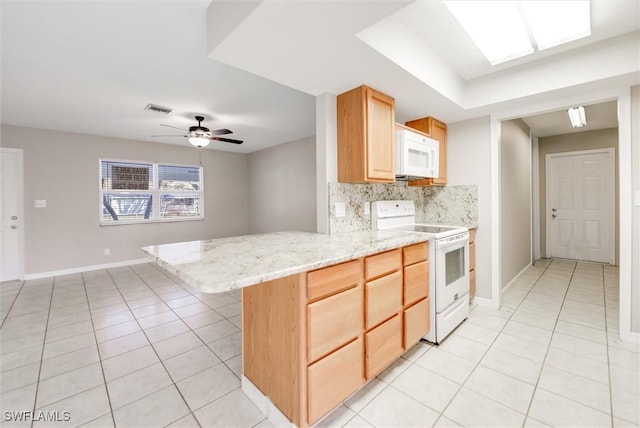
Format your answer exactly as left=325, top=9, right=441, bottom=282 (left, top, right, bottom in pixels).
left=365, top=315, right=403, bottom=379
left=242, top=242, right=430, bottom=427
left=405, top=117, right=447, bottom=187
left=307, top=286, right=362, bottom=362
left=337, top=85, right=395, bottom=183
left=308, top=338, right=363, bottom=423
left=469, top=228, right=476, bottom=298
left=404, top=298, right=429, bottom=348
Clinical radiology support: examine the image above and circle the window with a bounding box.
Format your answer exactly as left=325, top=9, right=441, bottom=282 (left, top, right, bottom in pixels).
left=100, top=159, right=203, bottom=225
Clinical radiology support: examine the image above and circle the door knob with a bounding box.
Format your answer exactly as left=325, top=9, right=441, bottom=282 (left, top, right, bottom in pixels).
left=11, top=216, right=18, bottom=220
left=551, top=208, right=557, bottom=212
left=552, top=214, right=557, bottom=218
left=10, top=225, right=17, bottom=229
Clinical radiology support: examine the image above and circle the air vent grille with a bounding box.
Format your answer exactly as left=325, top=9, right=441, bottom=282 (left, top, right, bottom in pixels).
left=144, top=103, right=172, bottom=114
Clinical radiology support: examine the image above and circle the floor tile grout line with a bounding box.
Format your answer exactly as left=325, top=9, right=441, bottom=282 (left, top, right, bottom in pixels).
left=430, top=259, right=554, bottom=427
left=125, top=264, right=242, bottom=376
left=104, top=266, right=204, bottom=427
left=80, top=271, right=118, bottom=428
left=601, top=263, right=616, bottom=427
left=28, top=277, right=56, bottom=428
left=0, top=280, right=26, bottom=329
left=520, top=259, right=578, bottom=423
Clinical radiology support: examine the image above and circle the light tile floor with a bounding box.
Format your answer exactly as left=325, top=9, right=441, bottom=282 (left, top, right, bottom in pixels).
left=1, top=259, right=638, bottom=427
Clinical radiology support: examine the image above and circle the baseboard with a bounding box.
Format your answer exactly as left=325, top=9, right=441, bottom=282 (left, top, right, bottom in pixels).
left=501, top=263, right=533, bottom=294
left=23, top=258, right=149, bottom=280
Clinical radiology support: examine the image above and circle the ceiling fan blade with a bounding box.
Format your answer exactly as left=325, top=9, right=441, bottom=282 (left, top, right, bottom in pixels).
left=212, top=136, right=243, bottom=144
left=151, top=134, right=187, bottom=137
left=210, top=128, right=233, bottom=136
left=160, top=124, right=188, bottom=132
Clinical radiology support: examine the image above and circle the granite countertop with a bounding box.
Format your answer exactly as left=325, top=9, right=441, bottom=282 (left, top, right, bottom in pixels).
left=142, top=230, right=428, bottom=294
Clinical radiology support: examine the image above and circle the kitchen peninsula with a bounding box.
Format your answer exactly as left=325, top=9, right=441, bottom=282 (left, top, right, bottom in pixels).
left=143, top=230, right=431, bottom=427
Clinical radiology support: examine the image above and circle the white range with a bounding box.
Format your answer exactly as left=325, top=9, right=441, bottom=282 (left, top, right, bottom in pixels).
left=372, top=200, right=470, bottom=344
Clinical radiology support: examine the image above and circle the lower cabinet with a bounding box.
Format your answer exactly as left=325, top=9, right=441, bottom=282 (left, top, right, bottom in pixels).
left=242, top=242, right=430, bottom=427
left=307, top=338, right=363, bottom=423
left=365, top=315, right=403, bottom=379
left=404, top=298, right=429, bottom=348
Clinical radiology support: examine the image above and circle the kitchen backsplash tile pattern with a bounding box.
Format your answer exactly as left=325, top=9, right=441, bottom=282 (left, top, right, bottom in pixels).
left=329, top=182, right=478, bottom=233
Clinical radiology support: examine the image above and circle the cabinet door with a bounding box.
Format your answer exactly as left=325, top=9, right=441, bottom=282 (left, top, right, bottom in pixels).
left=403, top=242, right=428, bottom=266
left=308, top=338, right=364, bottom=424
left=307, top=260, right=361, bottom=301
left=308, top=286, right=362, bottom=362
left=429, top=118, right=447, bottom=186
left=404, top=261, right=429, bottom=305
left=365, top=271, right=402, bottom=329
left=366, top=87, right=395, bottom=181
left=365, top=248, right=401, bottom=280
left=365, top=315, right=402, bottom=379
left=404, top=298, right=429, bottom=349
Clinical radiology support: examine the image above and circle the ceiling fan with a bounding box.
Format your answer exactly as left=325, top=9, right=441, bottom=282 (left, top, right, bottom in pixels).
left=152, top=115, right=243, bottom=147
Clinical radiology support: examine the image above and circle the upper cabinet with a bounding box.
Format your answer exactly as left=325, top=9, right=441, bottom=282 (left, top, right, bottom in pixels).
left=405, top=117, right=447, bottom=187
left=337, top=85, right=395, bottom=183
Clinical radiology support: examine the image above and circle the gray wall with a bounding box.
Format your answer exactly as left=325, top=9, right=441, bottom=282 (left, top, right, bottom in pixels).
left=500, top=119, right=532, bottom=289
left=447, top=116, right=492, bottom=301
left=538, top=128, right=619, bottom=262
left=248, top=136, right=317, bottom=233
left=2, top=125, right=250, bottom=275
left=247, top=136, right=316, bottom=233
left=631, top=85, right=640, bottom=334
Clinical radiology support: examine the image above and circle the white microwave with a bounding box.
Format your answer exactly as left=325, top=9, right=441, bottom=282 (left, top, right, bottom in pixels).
left=395, top=129, right=439, bottom=180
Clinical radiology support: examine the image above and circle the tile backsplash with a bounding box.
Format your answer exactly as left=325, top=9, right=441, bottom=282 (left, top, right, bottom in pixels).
left=329, top=182, right=478, bottom=233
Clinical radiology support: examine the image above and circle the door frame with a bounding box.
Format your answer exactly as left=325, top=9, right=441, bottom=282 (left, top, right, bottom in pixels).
left=1, top=148, right=25, bottom=281
left=544, top=148, right=616, bottom=265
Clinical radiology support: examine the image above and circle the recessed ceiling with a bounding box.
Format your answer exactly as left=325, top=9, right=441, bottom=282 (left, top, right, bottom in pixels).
left=1, top=1, right=639, bottom=152
left=521, top=101, right=618, bottom=137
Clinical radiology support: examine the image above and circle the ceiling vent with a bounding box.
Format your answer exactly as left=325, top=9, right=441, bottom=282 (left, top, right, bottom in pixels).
left=144, top=103, right=172, bottom=114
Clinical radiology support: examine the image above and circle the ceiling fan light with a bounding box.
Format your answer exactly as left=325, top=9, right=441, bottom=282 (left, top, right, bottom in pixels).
left=568, top=106, right=587, bottom=128
left=189, top=136, right=210, bottom=148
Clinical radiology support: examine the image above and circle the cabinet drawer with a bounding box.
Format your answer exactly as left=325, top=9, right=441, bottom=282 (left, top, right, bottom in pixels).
left=469, top=242, right=476, bottom=271
left=308, top=338, right=363, bottom=424
left=403, top=242, right=428, bottom=266
left=469, top=228, right=476, bottom=244
left=404, top=298, right=429, bottom=349
left=365, top=271, right=402, bottom=329
left=307, top=260, right=361, bottom=301
left=365, top=249, right=401, bottom=280
left=308, top=286, right=362, bottom=362
left=365, top=315, right=402, bottom=379
left=470, top=269, right=476, bottom=297
left=404, top=261, right=428, bottom=305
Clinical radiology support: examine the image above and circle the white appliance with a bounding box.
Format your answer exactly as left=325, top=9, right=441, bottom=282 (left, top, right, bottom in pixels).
left=372, top=200, right=469, bottom=344
left=395, top=129, right=439, bottom=180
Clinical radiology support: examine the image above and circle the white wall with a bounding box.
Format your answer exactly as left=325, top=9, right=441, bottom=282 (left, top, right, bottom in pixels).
left=2, top=125, right=250, bottom=276
left=631, top=85, right=640, bottom=334
left=500, top=119, right=532, bottom=288
left=248, top=136, right=316, bottom=233
left=447, top=116, right=492, bottom=301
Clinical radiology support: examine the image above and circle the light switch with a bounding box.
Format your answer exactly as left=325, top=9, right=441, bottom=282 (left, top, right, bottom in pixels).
left=335, top=202, right=346, bottom=218
left=363, top=202, right=370, bottom=215
left=34, top=200, right=46, bottom=208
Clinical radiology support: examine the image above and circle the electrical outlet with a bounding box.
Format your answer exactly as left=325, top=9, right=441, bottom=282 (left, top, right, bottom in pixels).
left=335, top=202, right=346, bottom=218
left=34, top=200, right=46, bottom=208
left=104, top=248, right=111, bottom=256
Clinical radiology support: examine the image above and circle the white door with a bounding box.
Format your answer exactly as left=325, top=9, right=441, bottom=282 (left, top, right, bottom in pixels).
left=0, top=148, right=24, bottom=281
left=546, top=149, right=615, bottom=264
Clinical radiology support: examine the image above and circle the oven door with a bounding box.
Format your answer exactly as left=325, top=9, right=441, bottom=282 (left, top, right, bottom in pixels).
left=435, top=232, right=469, bottom=313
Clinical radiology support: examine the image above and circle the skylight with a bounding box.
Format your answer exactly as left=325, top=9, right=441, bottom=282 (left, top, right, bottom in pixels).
left=444, top=0, right=591, bottom=65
